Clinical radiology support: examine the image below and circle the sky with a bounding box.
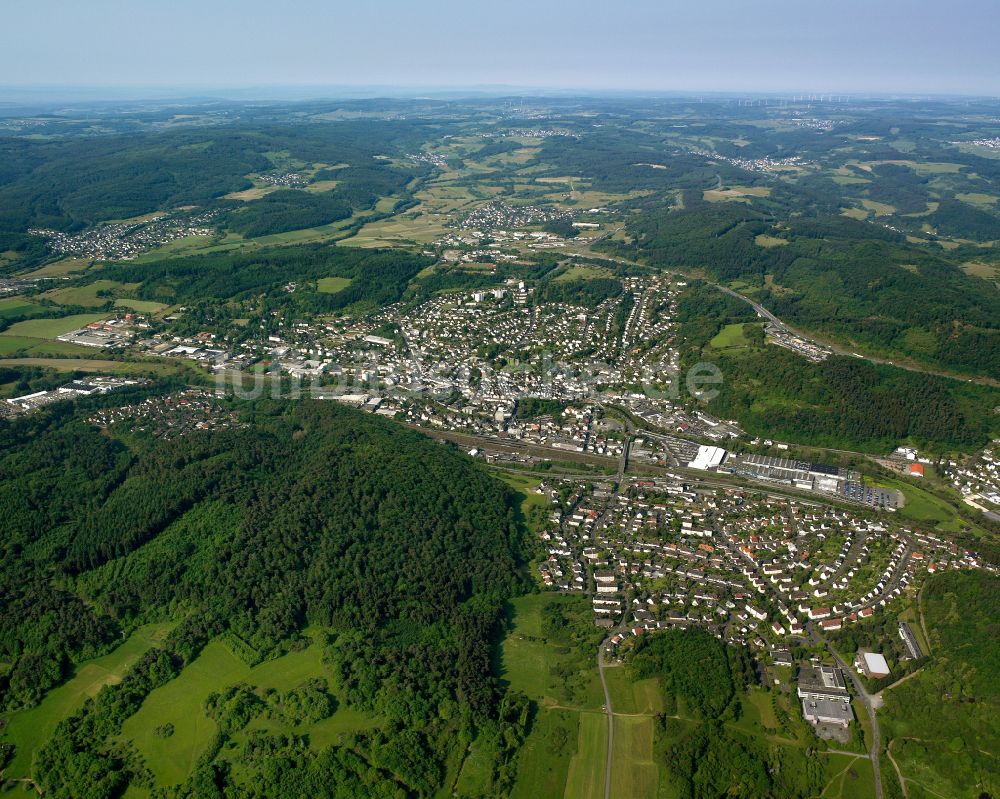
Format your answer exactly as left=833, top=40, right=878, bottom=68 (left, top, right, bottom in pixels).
left=2, top=0, right=998, bottom=97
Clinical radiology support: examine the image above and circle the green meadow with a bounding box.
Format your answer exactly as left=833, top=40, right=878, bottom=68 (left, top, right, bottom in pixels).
left=1, top=623, right=175, bottom=780
left=317, top=276, right=353, bottom=293
left=0, top=297, right=45, bottom=321
left=121, top=631, right=379, bottom=790
left=0, top=313, right=107, bottom=339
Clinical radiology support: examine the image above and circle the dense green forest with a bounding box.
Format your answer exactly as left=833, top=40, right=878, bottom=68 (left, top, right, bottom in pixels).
left=0, top=122, right=434, bottom=236
left=536, top=277, right=623, bottom=309
left=97, top=243, right=432, bottom=313
left=0, top=399, right=529, bottom=797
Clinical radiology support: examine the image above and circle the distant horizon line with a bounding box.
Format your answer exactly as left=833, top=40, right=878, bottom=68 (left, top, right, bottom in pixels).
left=1, top=84, right=999, bottom=104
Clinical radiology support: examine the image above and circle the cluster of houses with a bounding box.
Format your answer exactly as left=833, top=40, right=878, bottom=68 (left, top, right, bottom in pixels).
left=529, top=471, right=995, bottom=740
left=942, top=440, right=1000, bottom=521
left=688, top=146, right=808, bottom=173
left=534, top=475, right=991, bottom=653
left=87, top=389, right=245, bottom=439
left=459, top=198, right=572, bottom=232
left=29, top=210, right=217, bottom=261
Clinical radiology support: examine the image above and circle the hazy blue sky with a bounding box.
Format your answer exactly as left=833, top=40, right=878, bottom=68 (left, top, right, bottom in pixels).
left=2, top=0, right=997, bottom=95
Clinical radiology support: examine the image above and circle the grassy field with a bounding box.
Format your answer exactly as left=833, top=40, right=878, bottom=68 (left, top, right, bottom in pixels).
left=709, top=322, right=750, bottom=350
left=0, top=336, right=100, bottom=357
left=0, top=357, right=188, bottom=375
left=1, top=623, right=175, bottom=780
left=0, top=297, right=45, bottom=320
left=492, top=470, right=548, bottom=534
left=611, top=714, right=658, bottom=799
left=42, top=280, right=136, bottom=308
left=503, top=593, right=610, bottom=799
left=122, top=639, right=247, bottom=787
left=817, top=752, right=875, bottom=798
left=961, top=260, right=999, bottom=284
left=955, top=192, right=999, bottom=209
left=454, top=736, right=499, bottom=797
left=122, top=631, right=379, bottom=789
left=224, top=186, right=279, bottom=201
left=602, top=666, right=662, bottom=715
left=553, top=264, right=614, bottom=282
left=870, top=475, right=977, bottom=533
left=509, top=708, right=580, bottom=799
left=562, top=711, right=607, bottom=799
left=500, top=594, right=603, bottom=708
left=0, top=312, right=107, bottom=339
left=23, top=257, right=92, bottom=277
left=704, top=186, right=771, bottom=203
left=861, top=199, right=897, bottom=216
left=115, top=298, right=167, bottom=314
left=317, top=276, right=353, bottom=294
left=754, top=233, right=788, bottom=248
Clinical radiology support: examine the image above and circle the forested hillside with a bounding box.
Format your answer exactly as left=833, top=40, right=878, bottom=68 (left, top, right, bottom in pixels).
left=0, top=399, right=529, bottom=797
left=603, top=190, right=1000, bottom=378
left=881, top=570, right=1000, bottom=798
left=675, top=281, right=1000, bottom=452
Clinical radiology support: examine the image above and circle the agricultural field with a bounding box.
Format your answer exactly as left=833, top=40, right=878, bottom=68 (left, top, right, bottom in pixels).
left=561, top=711, right=607, bottom=799
left=501, top=594, right=679, bottom=799
left=602, top=667, right=662, bottom=716
left=502, top=594, right=607, bottom=799
left=610, top=715, right=658, bottom=799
